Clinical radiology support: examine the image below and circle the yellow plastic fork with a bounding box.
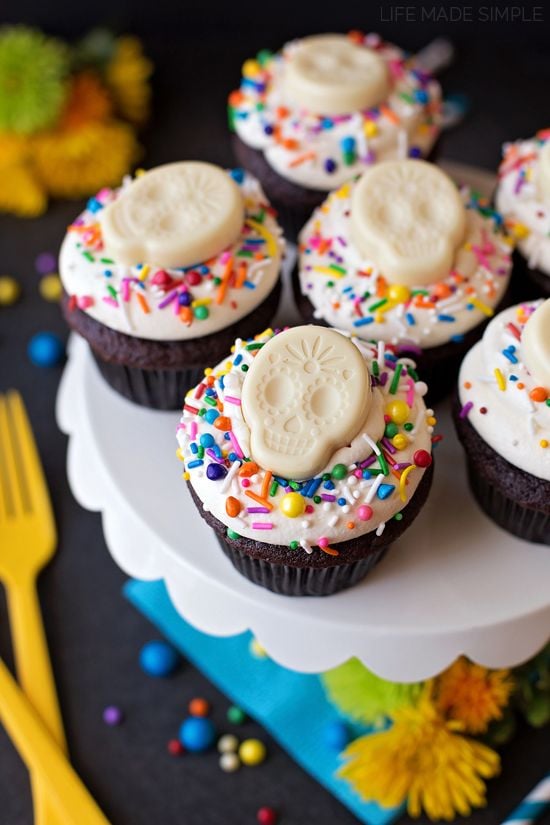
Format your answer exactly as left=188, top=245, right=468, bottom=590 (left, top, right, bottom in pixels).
left=0, top=390, right=87, bottom=824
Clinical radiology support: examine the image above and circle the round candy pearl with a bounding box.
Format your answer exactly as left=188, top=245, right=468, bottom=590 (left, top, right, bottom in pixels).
left=139, top=640, right=180, bottom=677
left=39, top=274, right=62, bottom=302
left=194, top=305, right=209, bottom=320
left=239, top=738, right=267, bottom=766
left=218, top=734, right=239, bottom=754
left=387, top=283, right=410, bottom=304
left=35, top=251, right=56, bottom=274
left=167, top=738, right=184, bottom=756
left=207, top=463, right=227, bottom=481
left=357, top=505, right=373, bottom=521
left=413, top=449, right=432, bottom=468
left=103, top=705, right=123, bottom=726
left=189, top=697, right=210, bottom=717
left=200, top=433, right=215, bottom=448
left=0, top=275, right=21, bottom=306
left=332, top=463, right=347, bottom=480
left=227, top=705, right=246, bottom=725
left=323, top=720, right=350, bottom=750
left=179, top=717, right=216, bottom=753
left=391, top=434, right=408, bottom=450
left=385, top=399, right=410, bottom=425
left=324, top=158, right=337, bottom=174
left=27, top=332, right=65, bottom=367
left=279, top=492, right=305, bottom=518
left=186, top=271, right=201, bottom=286
left=219, top=752, right=240, bottom=772
left=257, top=807, right=278, bottom=825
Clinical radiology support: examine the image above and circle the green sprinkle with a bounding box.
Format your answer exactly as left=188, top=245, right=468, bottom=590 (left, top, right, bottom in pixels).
left=236, top=249, right=254, bottom=258
left=389, top=363, right=403, bottom=394
left=289, top=480, right=300, bottom=491
left=411, top=289, right=429, bottom=296
left=198, top=408, right=206, bottom=417
left=322, top=473, right=331, bottom=481
left=227, top=528, right=240, bottom=540
left=384, top=422, right=398, bottom=438
left=329, top=264, right=346, bottom=275
left=289, top=540, right=299, bottom=551
left=377, top=445, right=389, bottom=476
left=372, top=359, right=379, bottom=377
left=107, top=284, right=118, bottom=299
left=82, top=251, right=95, bottom=262
left=241, top=364, right=249, bottom=372
left=246, top=343, right=264, bottom=350
left=394, top=512, right=403, bottom=521
left=399, top=92, right=415, bottom=104
left=251, top=209, right=265, bottom=224
left=213, top=276, right=222, bottom=286
left=313, top=495, right=322, bottom=504
left=197, top=446, right=205, bottom=459
left=269, top=480, right=278, bottom=497
left=203, top=395, right=217, bottom=407
left=194, top=305, right=209, bottom=320
left=404, top=422, right=414, bottom=432
left=326, top=280, right=335, bottom=288
left=368, top=298, right=387, bottom=312
left=407, top=367, right=419, bottom=382
left=99, top=257, right=115, bottom=264
left=227, top=705, right=246, bottom=724
left=257, top=48, right=273, bottom=66
left=332, top=463, right=347, bottom=480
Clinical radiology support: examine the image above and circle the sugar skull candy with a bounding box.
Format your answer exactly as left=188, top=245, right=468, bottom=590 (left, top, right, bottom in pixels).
left=241, top=326, right=371, bottom=479
left=351, top=159, right=466, bottom=286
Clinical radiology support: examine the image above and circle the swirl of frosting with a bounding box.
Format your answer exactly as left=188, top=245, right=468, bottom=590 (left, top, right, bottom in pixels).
left=177, top=327, right=434, bottom=554
left=458, top=300, right=550, bottom=481
left=297, top=173, right=513, bottom=350
left=229, top=32, right=442, bottom=191
left=59, top=168, right=284, bottom=342
left=495, top=131, right=550, bottom=277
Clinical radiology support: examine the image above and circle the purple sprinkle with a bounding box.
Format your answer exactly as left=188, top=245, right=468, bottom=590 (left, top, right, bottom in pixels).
left=459, top=401, right=474, bottom=419
left=35, top=252, right=57, bottom=275
left=247, top=507, right=270, bottom=514
left=394, top=462, right=412, bottom=470
left=158, top=289, right=179, bottom=309
left=103, top=706, right=123, bottom=726
left=321, top=494, right=336, bottom=502
left=381, top=437, right=396, bottom=454
left=206, top=448, right=224, bottom=463
left=360, top=455, right=377, bottom=468
left=379, top=372, right=388, bottom=386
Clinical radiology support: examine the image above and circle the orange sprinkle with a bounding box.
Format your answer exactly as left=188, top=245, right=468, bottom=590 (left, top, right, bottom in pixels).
left=432, top=283, right=452, bottom=299
left=239, top=462, right=259, bottom=477
left=235, top=262, right=247, bottom=289
left=346, top=521, right=355, bottom=529
left=179, top=306, right=192, bottom=324
left=288, top=151, right=316, bottom=168
left=281, top=137, right=299, bottom=150
left=245, top=490, right=273, bottom=511
left=225, top=496, right=241, bottom=518
left=530, top=386, right=548, bottom=403
left=260, top=471, right=272, bottom=499
left=380, top=104, right=399, bottom=125
left=136, top=292, right=150, bottom=314
left=319, top=544, right=340, bottom=557
left=517, top=383, right=525, bottom=390
left=216, top=257, right=233, bottom=305
left=276, top=106, right=290, bottom=119
left=464, top=381, right=472, bottom=389
left=214, top=416, right=232, bottom=431
left=229, top=90, right=245, bottom=106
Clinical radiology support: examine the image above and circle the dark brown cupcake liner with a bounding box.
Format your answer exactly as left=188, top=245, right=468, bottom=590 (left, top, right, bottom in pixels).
left=509, top=248, right=550, bottom=302
left=232, top=134, right=442, bottom=243
left=466, top=461, right=550, bottom=544
left=217, top=537, right=388, bottom=596
left=292, top=269, right=513, bottom=407
left=91, top=354, right=205, bottom=410
left=453, top=394, right=550, bottom=545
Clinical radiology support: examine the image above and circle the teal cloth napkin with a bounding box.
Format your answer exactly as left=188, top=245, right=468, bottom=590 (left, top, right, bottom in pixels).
left=124, top=578, right=402, bottom=825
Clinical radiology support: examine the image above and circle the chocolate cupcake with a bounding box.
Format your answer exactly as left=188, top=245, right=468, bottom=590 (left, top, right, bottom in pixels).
left=454, top=299, right=550, bottom=544
left=177, top=325, right=435, bottom=596
left=495, top=130, right=550, bottom=300
left=60, top=162, right=284, bottom=409
left=228, top=32, right=442, bottom=239
left=295, top=159, right=514, bottom=404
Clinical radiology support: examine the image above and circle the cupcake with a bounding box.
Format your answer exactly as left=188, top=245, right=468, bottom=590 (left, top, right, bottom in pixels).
left=177, top=325, right=435, bottom=596
left=60, top=162, right=284, bottom=409
left=495, top=130, right=550, bottom=299
left=228, top=32, right=442, bottom=238
left=295, top=159, right=513, bottom=403
left=454, top=299, right=550, bottom=544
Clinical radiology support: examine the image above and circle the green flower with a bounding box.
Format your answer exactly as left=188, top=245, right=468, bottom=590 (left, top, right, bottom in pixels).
left=321, top=658, right=423, bottom=726
left=0, top=26, right=68, bottom=134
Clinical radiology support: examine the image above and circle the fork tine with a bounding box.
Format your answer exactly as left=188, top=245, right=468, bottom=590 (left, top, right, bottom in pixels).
left=0, top=393, right=25, bottom=520
left=6, top=392, right=55, bottom=539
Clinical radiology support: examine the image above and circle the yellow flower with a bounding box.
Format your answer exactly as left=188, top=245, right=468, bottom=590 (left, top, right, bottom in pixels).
left=60, top=71, right=112, bottom=130
left=339, top=691, right=500, bottom=821
left=0, top=132, right=46, bottom=216
left=32, top=120, right=140, bottom=198
left=435, top=658, right=514, bottom=734
left=105, top=36, right=152, bottom=124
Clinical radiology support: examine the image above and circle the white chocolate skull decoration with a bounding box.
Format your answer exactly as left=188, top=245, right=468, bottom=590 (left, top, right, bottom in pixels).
left=522, top=299, right=550, bottom=390
left=351, top=160, right=467, bottom=286
left=537, top=141, right=550, bottom=203
left=284, top=34, right=390, bottom=116
left=100, top=162, right=244, bottom=268
left=241, top=326, right=371, bottom=479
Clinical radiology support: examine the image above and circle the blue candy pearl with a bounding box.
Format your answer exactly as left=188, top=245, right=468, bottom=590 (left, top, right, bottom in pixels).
left=27, top=332, right=65, bottom=367
left=139, top=640, right=180, bottom=678
left=229, top=168, right=245, bottom=184
left=207, top=463, right=227, bottom=481
left=324, top=158, right=337, bottom=174
left=323, top=720, right=350, bottom=750
left=179, top=717, right=216, bottom=752
left=200, top=434, right=215, bottom=448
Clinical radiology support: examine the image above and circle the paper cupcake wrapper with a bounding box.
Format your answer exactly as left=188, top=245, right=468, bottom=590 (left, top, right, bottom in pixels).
left=466, top=460, right=550, bottom=545
left=216, top=536, right=388, bottom=596
left=509, top=248, right=550, bottom=302
left=91, top=352, right=204, bottom=410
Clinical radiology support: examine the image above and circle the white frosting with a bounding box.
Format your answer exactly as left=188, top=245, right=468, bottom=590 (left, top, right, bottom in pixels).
left=230, top=33, right=441, bottom=191
left=496, top=135, right=550, bottom=277
left=178, top=329, right=433, bottom=551
left=298, top=178, right=513, bottom=349
left=458, top=301, right=550, bottom=481
left=59, top=171, right=284, bottom=341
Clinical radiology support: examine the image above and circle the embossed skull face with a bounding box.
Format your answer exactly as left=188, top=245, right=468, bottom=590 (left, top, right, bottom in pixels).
left=100, top=161, right=244, bottom=268
left=284, top=34, right=389, bottom=116
left=241, top=327, right=371, bottom=479
left=351, top=160, right=467, bottom=285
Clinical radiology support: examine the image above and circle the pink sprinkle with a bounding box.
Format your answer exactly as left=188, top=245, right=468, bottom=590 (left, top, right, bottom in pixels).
left=102, top=296, right=118, bottom=307
left=252, top=522, right=273, bottom=530
left=406, top=377, right=415, bottom=409
left=229, top=431, right=244, bottom=459
left=190, top=421, right=197, bottom=440
left=219, top=251, right=232, bottom=265
left=241, top=478, right=251, bottom=488
left=224, top=396, right=241, bottom=405
left=76, top=295, right=94, bottom=310
left=318, top=536, right=329, bottom=548
left=121, top=279, right=130, bottom=302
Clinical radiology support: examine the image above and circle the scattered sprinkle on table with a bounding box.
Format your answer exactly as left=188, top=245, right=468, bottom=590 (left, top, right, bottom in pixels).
left=139, top=640, right=181, bottom=678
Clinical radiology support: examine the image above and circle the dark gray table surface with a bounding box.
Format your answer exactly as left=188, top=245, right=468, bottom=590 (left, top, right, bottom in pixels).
left=0, top=19, right=549, bottom=825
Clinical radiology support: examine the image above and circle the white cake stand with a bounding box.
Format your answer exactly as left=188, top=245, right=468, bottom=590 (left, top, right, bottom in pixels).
left=56, top=163, right=550, bottom=682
